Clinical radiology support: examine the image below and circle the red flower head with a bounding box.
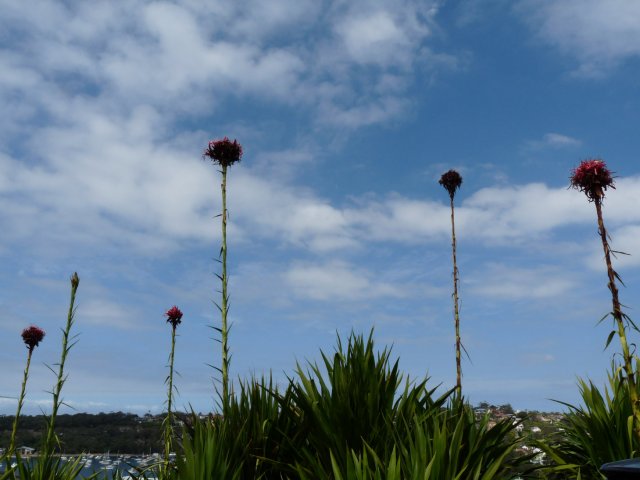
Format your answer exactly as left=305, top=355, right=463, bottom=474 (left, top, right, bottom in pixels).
left=570, top=159, right=615, bottom=201
left=165, top=306, right=183, bottom=329
left=439, top=170, right=463, bottom=199
left=203, top=137, right=243, bottom=167
left=22, top=325, right=45, bottom=352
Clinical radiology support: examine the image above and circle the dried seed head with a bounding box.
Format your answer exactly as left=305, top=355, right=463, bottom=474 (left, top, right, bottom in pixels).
left=439, top=170, right=463, bottom=199
left=203, top=137, right=243, bottom=167
left=570, top=159, right=615, bottom=201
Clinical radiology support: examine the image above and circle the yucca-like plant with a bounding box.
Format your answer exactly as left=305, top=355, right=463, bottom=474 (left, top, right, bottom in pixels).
left=6, top=326, right=46, bottom=462
left=439, top=169, right=464, bottom=393
left=539, top=367, right=640, bottom=479
left=570, top=159, right=640, bottom=444
left=288, top=332, right=531, bottom=479
left=300, top=425, right=525, bottom=480
left=296, top=446, right=396, bottom=480
left=163, top=305, right=183, bottom=470
left=223, top=377, right=299, bottom=478
left=295, top=395, right=527, bottom=480
left=171, top=332, right=450, bottom=478
left=283, top=331, right=452, bottom=478
left=401, top=396, right=528, bottom=480
left=203, top=137, right=243, bottom=412
left=176, top=377, right=297, bottom=479
left=174, top=413, right=244, bottom=480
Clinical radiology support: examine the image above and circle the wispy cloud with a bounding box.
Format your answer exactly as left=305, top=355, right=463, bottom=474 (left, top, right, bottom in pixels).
left=518, top=0, right=640, bottom=76
left=285, top=260, right=406, bottom=301
left=525, top=132, right=582, bottom=150
left=467, top=263, right=576, bottom=300
left=0, top=0, right=451, bottom=139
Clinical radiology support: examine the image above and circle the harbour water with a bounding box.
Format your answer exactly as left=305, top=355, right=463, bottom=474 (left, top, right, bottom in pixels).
left=0, top=453, right=164, bottom=479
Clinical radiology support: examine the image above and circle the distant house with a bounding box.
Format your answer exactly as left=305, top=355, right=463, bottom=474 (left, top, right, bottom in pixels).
left=16, top=446, right=35, bottom=456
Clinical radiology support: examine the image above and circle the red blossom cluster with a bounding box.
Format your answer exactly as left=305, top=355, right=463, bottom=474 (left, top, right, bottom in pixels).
left=21, top=325, right=45, bottom=351
left=165, top=306, right=183, bottom=329
left=570, top=159, right=615, bottom=201
left=439, top=170, right=463, bottom=198
left=203, top=137, right=243, bottom=167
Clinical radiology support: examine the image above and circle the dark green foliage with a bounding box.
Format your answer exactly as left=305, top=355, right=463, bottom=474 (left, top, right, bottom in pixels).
left=284, top=331, right=449, bottom=477
left=407, top=397, right=528, bottom=480
left=539, top=367, right=640, bottom=479
left=176, top=331, right=525, bottom=479
left=176, top=377, right=297, bottom=479
left=296, top=396, right=528, bottom=480
left=175, top=413, right=244, bottom=480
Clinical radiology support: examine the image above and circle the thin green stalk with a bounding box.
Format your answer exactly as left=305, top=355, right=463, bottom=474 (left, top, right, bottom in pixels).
left=204, top=137, right=241, bottom=414
left=449, top=195, right=462, bottom=394
left=594, top=198, right=640, bottom=444
left=164, top=325, right=177, bottom=466
left=43, top=272, right=79, bottom=456
left=220, top=163, right=230, bottom=411
left=439, top=170, right=463, bottom=395
left=8, top=349, right=33, bottom=460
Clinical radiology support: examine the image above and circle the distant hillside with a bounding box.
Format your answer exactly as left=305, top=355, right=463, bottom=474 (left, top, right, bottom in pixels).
left=0, top=412, right=165, bottom=454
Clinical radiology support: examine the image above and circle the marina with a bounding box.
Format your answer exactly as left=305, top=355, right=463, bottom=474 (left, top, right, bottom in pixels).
left=0, top=453, right=165, bottom=479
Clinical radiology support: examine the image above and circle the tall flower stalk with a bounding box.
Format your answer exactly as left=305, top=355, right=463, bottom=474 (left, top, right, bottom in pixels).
left=570, top=159, right=640, bottom=443
left=439, top=170, right=464, bottom=393
left=163, top=305, right=183, bottom=467
left=8, top=326, right=46, bottom=460
left=203, top=137, right=243, bottom=411
left=42, top=272, right=79, bottom=456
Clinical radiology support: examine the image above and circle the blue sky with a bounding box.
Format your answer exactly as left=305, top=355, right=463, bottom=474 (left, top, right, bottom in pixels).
left=2, top=0, right=640, bottom=416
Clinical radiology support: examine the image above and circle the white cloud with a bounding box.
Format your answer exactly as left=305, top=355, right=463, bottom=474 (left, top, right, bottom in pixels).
left=81, top=299, right=145, bottom=331
left=180, top=0, right=322, bottom=42
left=542, top=133, right=581, bottom=147
left=521, top=352, right=556, bottom=364
left=5, top=119, right=640, bottom=261
left=0, top=0, right=448, bottom=135
left=526, top=132, right=582, bottom=150
left=343, top=182, right=597, bottom=246
left=467, top=263, right=576, bottom=300
left=586, top=224, right=640, bottom=271
left=336, top=11, right=414, bottom=67
left=0, top=106, right=217, bottom=255
left=460, top=183, right=589, bottom=241
left=345, top=196, right=451, bottom=243
left=2, top=0, right=640, bottom=262
left=285, top=261, right=405, bottom=301
left=231, top=172, right=358, bottom=252
left=318, top=97, right=409, bottom=128
left=518, top=0, right=640, bottom=76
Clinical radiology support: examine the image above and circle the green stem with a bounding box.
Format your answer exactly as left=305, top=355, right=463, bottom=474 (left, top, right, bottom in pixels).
left=449, top=195, right=462, bottom=394
left=164, top=326, right=176, bottom=466
left=8, top=349, right=33, bottom=460
left=43, top=272, right=79, bottom=456
left=220, top=164, right=230, bottom=411
left=594, top=198, right=640, bottom=444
